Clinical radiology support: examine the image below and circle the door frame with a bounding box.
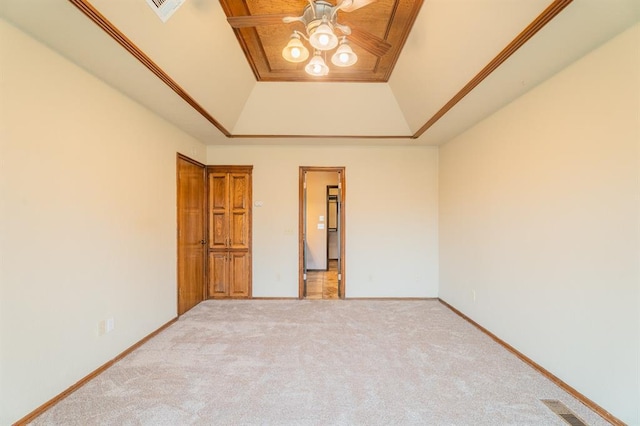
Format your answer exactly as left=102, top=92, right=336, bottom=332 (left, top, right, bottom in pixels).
left=298, top=166, right=346, bottom=299
left=176, top=153, right=207, bottom=315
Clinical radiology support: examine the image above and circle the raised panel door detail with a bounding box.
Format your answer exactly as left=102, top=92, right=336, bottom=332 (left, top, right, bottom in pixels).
left=210, top=173, right=228, bottom=209
left=230, top=174, right=248, bottom=209
left=229, top=173, right=249, bottom=250
left=229, top=252, right=249, bottom=297
left=230, top=212, right=247, bottom=249
left=211, top=212, right=228, bottom=249
left=208, top=173, right=228, bottom=249
left=208, top=252, right=228, bottom=296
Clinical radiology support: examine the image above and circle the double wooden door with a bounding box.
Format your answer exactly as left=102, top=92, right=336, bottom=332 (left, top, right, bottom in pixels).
left=207, top=166, right=252, bottom=298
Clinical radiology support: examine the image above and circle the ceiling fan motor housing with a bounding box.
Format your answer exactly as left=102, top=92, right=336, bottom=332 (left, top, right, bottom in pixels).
left=302, top=1, right=338, bottom=37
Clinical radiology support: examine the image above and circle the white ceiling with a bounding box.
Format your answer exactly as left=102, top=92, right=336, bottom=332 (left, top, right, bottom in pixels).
left=1, top=0, right=638, bottom=146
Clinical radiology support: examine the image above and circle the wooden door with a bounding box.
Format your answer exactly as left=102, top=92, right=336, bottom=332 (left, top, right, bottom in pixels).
left=207, top=166, right=252, bottom=298
left=177, top=155, right=206, bottom=315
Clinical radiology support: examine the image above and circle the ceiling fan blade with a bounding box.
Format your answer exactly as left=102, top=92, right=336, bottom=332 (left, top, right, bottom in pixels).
left=227, top=13, right=292, bottom=28
left=339, top=0, right=376, bottom=13
left=334, top=22, right=352, bottom=36
left=347, top=26, right=391, bottom=57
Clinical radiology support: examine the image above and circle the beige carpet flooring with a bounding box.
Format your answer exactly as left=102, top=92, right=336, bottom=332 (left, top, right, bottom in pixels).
left=31, top=300, right=609, bottom=425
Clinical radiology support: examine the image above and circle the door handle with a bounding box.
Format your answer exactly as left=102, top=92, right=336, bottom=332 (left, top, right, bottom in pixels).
left=200, top=239, right=206, bottom=245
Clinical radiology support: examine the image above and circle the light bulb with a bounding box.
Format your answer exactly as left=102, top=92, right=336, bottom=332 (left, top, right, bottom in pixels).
left=318, top=34, right=330, bottom=46
left=305, top=51, right=329, bottom=76
left=282, top=34, right=309, bottom=63
left=331, top=39, right=357, bottom=67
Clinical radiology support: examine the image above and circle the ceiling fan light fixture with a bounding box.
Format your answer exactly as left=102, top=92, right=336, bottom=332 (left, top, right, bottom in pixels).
left=305, top=51, right=330, bottom=76
left=273, top=0, right=382, bottom=77
left=282, top=33, right=309, bottom=63
left=308, top=22, right=339, bottom=51
left=331, top=39, right=357, bottom=67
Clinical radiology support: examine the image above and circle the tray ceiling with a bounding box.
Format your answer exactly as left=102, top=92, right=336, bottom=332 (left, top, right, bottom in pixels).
left=1, top=0, right=638, bottom=144
left=220, top=0, right=423, bottom=82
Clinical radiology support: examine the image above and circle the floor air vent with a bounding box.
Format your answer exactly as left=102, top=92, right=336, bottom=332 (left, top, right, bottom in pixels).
left=541, top=399, right=588, bottom=426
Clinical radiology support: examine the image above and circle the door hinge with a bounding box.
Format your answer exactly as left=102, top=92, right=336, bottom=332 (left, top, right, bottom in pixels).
left=303, top=273, right=307, bottom=280
left=338, top=273, right=342, bottom=281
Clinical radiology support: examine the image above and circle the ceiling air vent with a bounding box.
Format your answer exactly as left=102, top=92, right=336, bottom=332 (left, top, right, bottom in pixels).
left=541, top=399, right=588, bottom=426
left=144, top=0, right=185, bottom=23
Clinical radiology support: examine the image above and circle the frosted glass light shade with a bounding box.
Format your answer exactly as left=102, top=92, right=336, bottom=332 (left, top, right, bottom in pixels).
left=309, top=23, right=339, bottom=51
left=331, top=41, right=357, bottom=67
left=282, top=35, right=309, bottom=63
left=305, top=53, right=330, bottom=76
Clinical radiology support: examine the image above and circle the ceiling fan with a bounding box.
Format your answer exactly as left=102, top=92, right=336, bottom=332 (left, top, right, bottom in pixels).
left=226, top=0, right=392, bottom=76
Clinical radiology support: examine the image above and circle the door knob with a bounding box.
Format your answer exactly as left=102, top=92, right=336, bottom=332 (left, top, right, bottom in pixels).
left=200, top=239, right=206, bottom=245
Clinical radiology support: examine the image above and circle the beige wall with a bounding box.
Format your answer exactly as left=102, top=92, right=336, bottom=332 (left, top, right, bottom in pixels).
left=207, top=145, right=440, bottom=298
left=439, top=24, right=639, bottom=425
left=0, top=20, right=206, bottom=424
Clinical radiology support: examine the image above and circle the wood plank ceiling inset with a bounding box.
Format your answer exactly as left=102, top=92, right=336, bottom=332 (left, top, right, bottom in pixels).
left=220, top=0, right=424, bottom=82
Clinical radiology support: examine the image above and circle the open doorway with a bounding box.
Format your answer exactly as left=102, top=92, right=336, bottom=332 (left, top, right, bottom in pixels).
left=298, top=167, right=346, bottom=299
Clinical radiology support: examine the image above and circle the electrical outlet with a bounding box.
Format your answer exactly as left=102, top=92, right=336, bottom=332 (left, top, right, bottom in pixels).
left=98, top=318, right=115, bottom=336
left=106, top=318, right=115, bottom=333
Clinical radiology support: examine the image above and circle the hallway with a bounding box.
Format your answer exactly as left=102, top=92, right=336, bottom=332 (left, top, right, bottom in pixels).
left=306, top=260, right=338, bottom=299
